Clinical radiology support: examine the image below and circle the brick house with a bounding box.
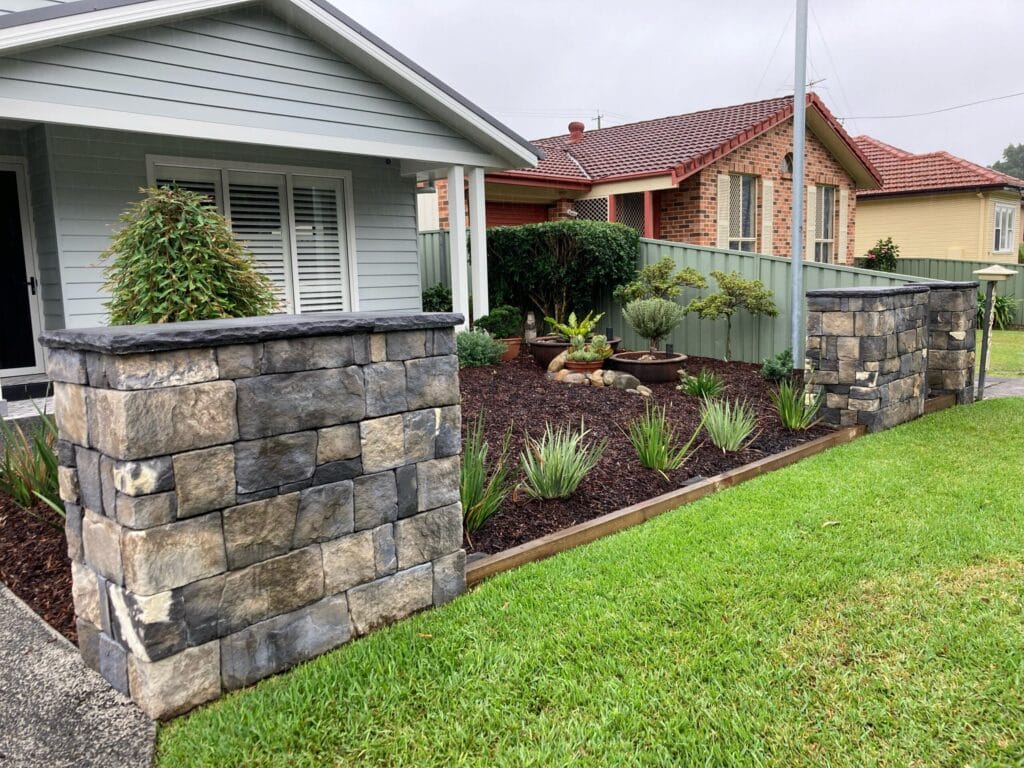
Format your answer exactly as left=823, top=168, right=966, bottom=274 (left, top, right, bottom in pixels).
left=429, top=94, right=881, bottom=264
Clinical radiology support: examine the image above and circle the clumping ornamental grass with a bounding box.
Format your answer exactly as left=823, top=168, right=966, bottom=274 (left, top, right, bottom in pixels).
left=771, top=379, right=823, bottom=431
left=159, top=400, right=1024, bottom=768
left=700, top=396, right=757, bottom=452
left=676, top=367, right=725, bottom=398
left=519, top=420, right=605, bottom=500
left=460, top=413, right=513, bottom=535
left=626, top=402, right=702, bottom=479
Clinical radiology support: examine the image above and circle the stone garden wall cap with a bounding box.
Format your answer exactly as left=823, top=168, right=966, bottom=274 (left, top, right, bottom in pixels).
left=805, top=284, right=932, bottom=299
left=973, top=264, right=1018, bottom=281
left=40, top=312, right=465, bottom=354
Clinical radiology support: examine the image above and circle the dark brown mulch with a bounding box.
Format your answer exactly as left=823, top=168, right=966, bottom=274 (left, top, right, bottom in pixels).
left=461, top=351, right=832, bottom=554
left=0, top=495, right=75, bottom=642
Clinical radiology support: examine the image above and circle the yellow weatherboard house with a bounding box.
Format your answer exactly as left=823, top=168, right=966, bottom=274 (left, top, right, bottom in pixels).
left=854, top=136, right=1024, bottom=263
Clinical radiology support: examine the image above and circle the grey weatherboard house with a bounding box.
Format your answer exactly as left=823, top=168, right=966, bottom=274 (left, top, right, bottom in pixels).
left=0, top=0, right=539, bottom=408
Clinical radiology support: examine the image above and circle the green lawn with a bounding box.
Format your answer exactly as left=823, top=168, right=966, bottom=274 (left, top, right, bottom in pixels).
left=159, top=400, right=1024, bottom=767
left=977, top=329, right=1024, bottom=378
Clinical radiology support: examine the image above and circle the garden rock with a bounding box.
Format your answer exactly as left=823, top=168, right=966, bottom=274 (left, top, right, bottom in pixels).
left=547, top=350, right=568, bottom=373
left=636, top=385, right=653, bottom=397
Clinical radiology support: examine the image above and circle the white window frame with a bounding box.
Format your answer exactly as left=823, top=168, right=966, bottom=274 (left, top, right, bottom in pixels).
left=728, top=173, right=758, bottom=252
left=145, top=154, right=359, bottom=312
left=814, top=184, right=836, bottom=263
left=993, top=202, right=1016, bottom=253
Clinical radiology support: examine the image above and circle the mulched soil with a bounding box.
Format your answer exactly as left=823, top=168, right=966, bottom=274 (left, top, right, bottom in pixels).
left=0, top=495, right=75, bottom=642
left=461, top=351, right=832, bottom=554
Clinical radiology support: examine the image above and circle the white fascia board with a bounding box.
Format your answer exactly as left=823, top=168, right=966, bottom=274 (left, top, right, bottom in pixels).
left=0, top=98, right=508, bottom=167
left=0, top=0, right=255, bottom=55
left=270, top=0, right=539, bottom=171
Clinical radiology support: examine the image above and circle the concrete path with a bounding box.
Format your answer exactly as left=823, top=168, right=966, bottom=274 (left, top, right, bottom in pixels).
left=981, top=376, right=1024, bottom=399
left=0, top=586, right=154, bottom=768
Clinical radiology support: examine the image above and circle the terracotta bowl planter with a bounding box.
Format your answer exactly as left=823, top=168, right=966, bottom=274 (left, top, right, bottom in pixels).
left=498, top=337, right=522, bottom=362
left=606, top=351, right=687, bottom=383
left=563, top=359, right=605, bottom=374
left=528, top=336, right=622, bottom=368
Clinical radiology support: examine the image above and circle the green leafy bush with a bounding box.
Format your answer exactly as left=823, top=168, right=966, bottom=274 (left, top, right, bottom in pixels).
left=461, top=413, right=513, bottom=535
left=474, top=305, right=522, bottom=339
left=621, top=298, right=686, bottom=352
left=771, top=380, right=823, bottom=431
left=456, top=329, right=506, bottom=368
left=520, top=421, right=606, bottom=500
left=422, top=283, right=453, bottom=312
left=487, top=220, right=639, bottom=323
left=102, top=186, right=276, bottom=324
left=626, top=403, right=702, bottom=479
left=977, top=292, right=1019, bottom=330
left=0, top=411, right=64, bottom=528
left=760, top=348, right=795, bottom=382
left=862, top=237, right=900, bottom=272
left=685, top=271, right=778, bottom=361
left=613, top=255, right=706, bottom=303
left=700, top=398, right=757, bottom=453
left=545, top=310, right=604, bottom=341
left=677, top=368, right=725, bottom=398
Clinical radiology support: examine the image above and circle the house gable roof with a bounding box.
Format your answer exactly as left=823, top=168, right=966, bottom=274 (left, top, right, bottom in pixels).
left=855, top=135, right=1024, bottom=197
left=0, top=0, right=541, bottom=169
left=494, top=93, right=880, bottom=189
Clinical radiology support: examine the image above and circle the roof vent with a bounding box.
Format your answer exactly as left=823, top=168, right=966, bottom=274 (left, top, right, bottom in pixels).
left=567, top=121, right=585, bottom=144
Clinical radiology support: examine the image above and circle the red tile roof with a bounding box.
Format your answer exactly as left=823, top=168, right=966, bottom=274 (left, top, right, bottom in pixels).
left=854, top=135, right=1024, bottom=196
left=493, top=94, right=876, bottom=186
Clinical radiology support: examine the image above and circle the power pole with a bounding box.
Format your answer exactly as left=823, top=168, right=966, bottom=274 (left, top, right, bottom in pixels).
left=791, top=0, right=808, bottom=372
left=593, top=110, right=604, bottom=129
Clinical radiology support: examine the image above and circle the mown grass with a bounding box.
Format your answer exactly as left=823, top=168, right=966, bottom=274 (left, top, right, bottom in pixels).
left=977, top=329, right=1024, bottom=378
left=158, top=400, right=1024, bottom=767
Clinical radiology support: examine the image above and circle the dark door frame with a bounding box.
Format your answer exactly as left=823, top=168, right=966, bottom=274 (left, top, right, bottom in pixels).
left=1, top=157, right=44, bottom=376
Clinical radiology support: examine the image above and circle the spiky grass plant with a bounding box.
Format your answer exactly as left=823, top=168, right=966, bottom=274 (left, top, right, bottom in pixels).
left=700, top=397, right=757, bottom=453
left=626, top=403, right=703, bottom=480
left=520, top=420, right=606, bottom=500
left=677, top=368, right=725, bottom=398
left=771, top=380, right=823, bottom=431
left=0, top=409, right=64, bottom=528
left=461, top=413, right=513, bottom=534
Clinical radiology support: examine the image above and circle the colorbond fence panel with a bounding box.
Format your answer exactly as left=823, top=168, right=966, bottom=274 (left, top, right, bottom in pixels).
left=897, top=258, right=1022, bottom=324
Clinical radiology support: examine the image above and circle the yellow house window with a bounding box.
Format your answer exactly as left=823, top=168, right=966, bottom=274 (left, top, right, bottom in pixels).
left=728, top=174, right=757, bottom=252
left=994, top=203, right=1016, bottom=253
left=814, top=185, right=836, bottom=263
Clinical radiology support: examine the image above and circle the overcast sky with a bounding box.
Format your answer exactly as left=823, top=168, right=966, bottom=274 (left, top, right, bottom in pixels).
left=338, top=0, right=1023, bottom=167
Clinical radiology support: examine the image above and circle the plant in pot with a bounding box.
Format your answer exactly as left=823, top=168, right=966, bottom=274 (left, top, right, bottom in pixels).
left=529, top=310, right=613, bottom=368
left=474, top=305, right=524, bottom=362
left=608, top=298, right=689, bottom=382
left=564, top=334, right=613, bottom=373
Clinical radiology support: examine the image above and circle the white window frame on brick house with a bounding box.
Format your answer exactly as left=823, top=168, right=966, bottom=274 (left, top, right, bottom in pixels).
left=993, top=202, right=1016, bottom=253
left=146, top=155, right=359, bottom=314
left=813, top=184, right=836, bottom=263
left=728, top=173, right=758, bottom=252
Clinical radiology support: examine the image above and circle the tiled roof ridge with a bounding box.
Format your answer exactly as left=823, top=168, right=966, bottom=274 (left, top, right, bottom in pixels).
left=853, top=135, right=914, bottom=158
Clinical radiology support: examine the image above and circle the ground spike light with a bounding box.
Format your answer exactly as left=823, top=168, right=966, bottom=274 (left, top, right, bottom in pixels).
left=973, top=263, right=1018, bottom=401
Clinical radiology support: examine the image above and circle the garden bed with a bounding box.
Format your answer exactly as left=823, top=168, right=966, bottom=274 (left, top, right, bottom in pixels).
left=460, top=351, right=833, bottom=554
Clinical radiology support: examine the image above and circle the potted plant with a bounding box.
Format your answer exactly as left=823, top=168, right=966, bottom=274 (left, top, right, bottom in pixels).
left=564, top=334, right=613, bottom=373
left=607, top=298, right=688, bottom=382
left=528, top=310, right=620, bottom=368
left=474, top=305, right=523, bottom=362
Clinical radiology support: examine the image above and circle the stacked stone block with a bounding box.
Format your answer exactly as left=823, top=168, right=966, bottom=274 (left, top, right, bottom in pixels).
left=806, top=285, right=930, bottom=432
left=924, top=282, right=978, bottom=404
left=42, top=314, right=465, bottom=720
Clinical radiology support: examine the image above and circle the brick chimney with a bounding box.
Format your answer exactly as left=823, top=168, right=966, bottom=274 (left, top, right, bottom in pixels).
left=567, top=121, right=585, bottom=144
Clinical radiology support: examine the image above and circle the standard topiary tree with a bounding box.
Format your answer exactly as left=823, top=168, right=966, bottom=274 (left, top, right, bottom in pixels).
left=102, top=186, right=277, bottom=324
left=685, top=270, right=778, bottom=361
left=613, top=255, right=706, bottom=303
left=621, top=297, right=687, bottom=353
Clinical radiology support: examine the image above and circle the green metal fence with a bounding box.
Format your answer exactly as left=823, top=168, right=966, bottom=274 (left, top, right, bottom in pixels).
left=895, top=258, right=1023, bottom=325
left=417, top=231, right=940, bottom=363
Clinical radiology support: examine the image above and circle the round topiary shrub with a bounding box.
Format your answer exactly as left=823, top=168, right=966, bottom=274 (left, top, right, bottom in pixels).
left=622, top=297, right=687, bottom=352
left=102, top=186, right=277, bottom=324
left=456, top=329, right=507, bottom=368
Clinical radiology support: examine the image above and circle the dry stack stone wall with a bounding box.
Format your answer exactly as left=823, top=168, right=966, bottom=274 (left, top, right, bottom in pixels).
left=41, top=313, right=465, bottom=720
left=924, top=281, right=978, bottom=404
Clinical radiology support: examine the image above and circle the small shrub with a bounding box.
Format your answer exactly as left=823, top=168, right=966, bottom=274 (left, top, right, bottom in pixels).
left=456, top=329, right=506, bottom=368
left=613, top=256, right=707, bottom=303
left=621, top=298, right=687, bottom=352
left=685, top=271, right=778, bottom=361
left=771, top=380, right=823, bottom=431
left=700, top=398, right=757, bottom=453
left=626, top=403, right=702, bottom=479
left=761, top=348, right=795, bottom=383
left=102, top=186, right=276, bottom=324
left=544, top=310, right=604, bottom=341
left=461, top=413, right=513, bottom=535
left=566, top=334, right=613, bottom=363
left=862, top=237, right=900, bottom=272
left=474, top=305, right=522, bottom=338
left=0, top=412, right=64, bottom=528
left=422, top=283, right=453, bottom=312
left=977, top=292, right=1019, bottom=330
left=677, top=368, right=725, bottom=398
left=520, top=420, right=606, bottom=500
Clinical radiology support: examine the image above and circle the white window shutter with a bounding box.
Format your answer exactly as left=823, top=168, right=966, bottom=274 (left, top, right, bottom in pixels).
left=837, top=188, right=849, bottom=264
left=805, top=185, right=816, bottom=262
left=761, top=179, right=774, bottom=255
left=291, top=178, right=348, bottom=313
left=716, top=174, right=731, bottom=248
left=227, top=173, right=293, bottom=313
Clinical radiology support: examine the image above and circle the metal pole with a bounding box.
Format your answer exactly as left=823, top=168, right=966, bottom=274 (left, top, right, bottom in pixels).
left=976, top=280, right=995, bottom=401
left=790, top=0, right=808, bottom=373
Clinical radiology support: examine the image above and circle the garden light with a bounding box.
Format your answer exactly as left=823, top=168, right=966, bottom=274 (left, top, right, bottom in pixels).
left=973, top=264, right=1018, bottom=401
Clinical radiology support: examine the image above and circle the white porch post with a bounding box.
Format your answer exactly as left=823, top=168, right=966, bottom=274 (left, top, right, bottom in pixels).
left=446, top=165, right=470, bottom=328
left=0, top=371, right=6, bottom=418
left=467, top=166, right=489, bottom=320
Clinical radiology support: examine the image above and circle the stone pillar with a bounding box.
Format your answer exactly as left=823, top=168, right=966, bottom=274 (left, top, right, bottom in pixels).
left=806, top=285, right=930, bottom=433
left=42, top=313, right=465, bottom=720
left=924, top=281, right=978, bottom=404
